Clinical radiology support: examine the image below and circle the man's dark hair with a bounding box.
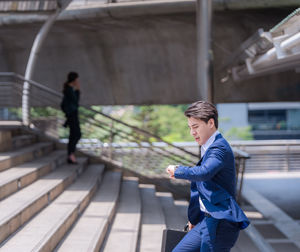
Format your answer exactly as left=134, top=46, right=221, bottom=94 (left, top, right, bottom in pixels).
left=184, top=101, right=218, bottom=129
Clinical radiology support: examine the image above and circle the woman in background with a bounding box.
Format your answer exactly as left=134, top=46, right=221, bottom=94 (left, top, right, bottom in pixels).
left=61, top=72, right=81, bottom=164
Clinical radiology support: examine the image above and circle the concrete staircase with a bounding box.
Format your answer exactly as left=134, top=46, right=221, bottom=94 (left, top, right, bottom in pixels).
left=2, top=124, right=284, bottom=252
left=0, top=125, right=190, bottom=252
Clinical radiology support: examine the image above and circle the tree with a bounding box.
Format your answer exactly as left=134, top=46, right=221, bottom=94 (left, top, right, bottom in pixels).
left=224, top=126, right=253, bottom=140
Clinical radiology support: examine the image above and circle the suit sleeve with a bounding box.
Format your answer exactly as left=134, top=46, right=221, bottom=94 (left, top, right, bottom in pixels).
left=174, top=146, right=225, bottom=181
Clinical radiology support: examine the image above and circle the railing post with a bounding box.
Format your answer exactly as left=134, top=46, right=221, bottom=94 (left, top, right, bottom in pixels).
left=22, top=81, right=31, bottom=126
left=109, top=121, right=114, bottom=160
left=285, top=144, right=290, bottom=172
left=237, top=158, right=246, bottom=203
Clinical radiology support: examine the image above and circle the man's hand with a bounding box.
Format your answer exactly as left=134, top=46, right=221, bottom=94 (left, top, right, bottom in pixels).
left=188, top=222, right=195, bottom=231
left=166, top=165, right=177, bottom=179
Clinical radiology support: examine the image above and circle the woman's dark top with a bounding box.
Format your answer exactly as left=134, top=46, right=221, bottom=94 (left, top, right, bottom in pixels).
left=61, top=85, right=80, bottom=116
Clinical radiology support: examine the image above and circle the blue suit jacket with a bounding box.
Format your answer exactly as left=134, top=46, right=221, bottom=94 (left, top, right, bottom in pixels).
left=174, top=133, right=250, bottom=230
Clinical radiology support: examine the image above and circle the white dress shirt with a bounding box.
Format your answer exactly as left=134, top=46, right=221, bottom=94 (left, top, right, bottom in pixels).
left=199, top=130, right=220, bottom=213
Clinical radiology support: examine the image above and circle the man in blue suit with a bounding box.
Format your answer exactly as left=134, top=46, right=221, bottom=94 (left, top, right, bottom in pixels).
left=166, top=101, right=249, bottom=252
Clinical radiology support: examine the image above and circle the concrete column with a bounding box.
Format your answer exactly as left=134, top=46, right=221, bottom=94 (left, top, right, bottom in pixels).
left=196, top=0, right=213, bottom=102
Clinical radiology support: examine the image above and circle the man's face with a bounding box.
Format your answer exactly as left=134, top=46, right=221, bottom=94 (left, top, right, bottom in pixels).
left=188, top=117, right=215, bottom=145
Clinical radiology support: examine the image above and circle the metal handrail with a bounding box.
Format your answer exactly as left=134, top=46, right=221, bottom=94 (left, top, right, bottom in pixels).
left=0, top=71, right=249, bottom=202
left=86, top=107, right=199, bottom=157
left=1, top=72, right=199, bottom=160
left=0, top=72, right=199, bottom=166
left=231, top=139, right=300, bottom=147
left=79, top=110, right=197, bottom=165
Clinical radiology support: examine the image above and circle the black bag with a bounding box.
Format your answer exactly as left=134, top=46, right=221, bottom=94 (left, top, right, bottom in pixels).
left=161, top=229, right=187, bottom=252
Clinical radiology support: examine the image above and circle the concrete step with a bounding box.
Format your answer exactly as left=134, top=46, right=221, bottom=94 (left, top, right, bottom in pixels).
left=57, top=171, right=121, bottom=252
left=1, top=164, right=104, bottom=252
left=0, top=126, right=22, bottom=151
left=0, top=130, right=12, bottom=152
left=157, top=192, right=187, bottom=230
left=0, top=158, right=88, bottom=244
left=242, top=184, right=300, bottom=250
left=0, top=150, right=66, bottom=200
left=174, top=199, right=189, bottom=222
left=0, top=142, right=54, bottom=172
left=172, top=200, right=261, bottom=251
left=232, top=230, right=261, bottom=252
left=101, top=177, right=141, bottom=252
left=12, top=134, right=37, bottom=149
left=0, top=127, right=27, bottom=151
left=138, top=184, right=166, bottom=252
left=269, top=241, right=300, bottom=252
left=0, top=123, right=22, bottom=136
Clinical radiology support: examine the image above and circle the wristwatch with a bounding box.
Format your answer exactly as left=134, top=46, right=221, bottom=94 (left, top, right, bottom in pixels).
left=174, top=165, right=179, bottom=172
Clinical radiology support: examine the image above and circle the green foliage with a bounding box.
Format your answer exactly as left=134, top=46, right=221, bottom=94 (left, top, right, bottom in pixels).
left=219, top=117, right=231, bottom=123
left=58, top=125, right=69, bottom=138
left=131, top=105, right=193, bottom=142
left=30, top=107, right=64, bottom=118
left=224, top=126, right=253, bottom=140
left=8, top=108, right=22, bottom=119
left=15, top=104, right=255, bottom=143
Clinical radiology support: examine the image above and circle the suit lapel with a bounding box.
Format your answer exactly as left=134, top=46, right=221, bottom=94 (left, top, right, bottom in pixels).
left=196, top=156, right=203, bottom=166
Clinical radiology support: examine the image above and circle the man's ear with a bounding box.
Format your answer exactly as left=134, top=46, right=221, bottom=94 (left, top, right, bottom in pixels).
left=208, top=118, right=215, bottom=128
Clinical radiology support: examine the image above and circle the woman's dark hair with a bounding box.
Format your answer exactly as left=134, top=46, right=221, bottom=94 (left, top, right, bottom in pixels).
left=184, top=101, right=218, bottom=129
left=63, top=72, right=79, bottom=92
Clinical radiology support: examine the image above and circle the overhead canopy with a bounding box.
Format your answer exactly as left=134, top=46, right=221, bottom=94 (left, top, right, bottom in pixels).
left=0, top=1, right=300, bottom=105
left=0, top=0, right=74, bottom=12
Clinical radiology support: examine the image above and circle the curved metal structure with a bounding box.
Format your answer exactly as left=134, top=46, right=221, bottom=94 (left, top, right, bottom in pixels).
left=229, top=8, right=300, bottom=82
left=22, top=8, right=62, bottom=125
left=17, top=0, right=72, bottom=125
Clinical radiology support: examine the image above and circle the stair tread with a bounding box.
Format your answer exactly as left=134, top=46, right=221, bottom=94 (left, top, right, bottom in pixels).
left=0, top=158, right=87, bottom=224
left=0, top=142, right=53, bottom=172
left=174, top=200, right=189, bottom=221
left=57, top=171, right=121, bottom=252
left=12, top=134, right=36, bottom=142
left=0, top=150, right=65, bottom=187
left=157, top=192, right=187, bottom=230
left=102, top=177, right=141, bottom=252
left=0, top=142, right=52, bottom=161
left=1, top=164, right=104, bottom=252
left=12, top=134, right=37, bottom=148
left=139, top=184, right=166, bottom=252
left=232, top=230, right=261, bottom=252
